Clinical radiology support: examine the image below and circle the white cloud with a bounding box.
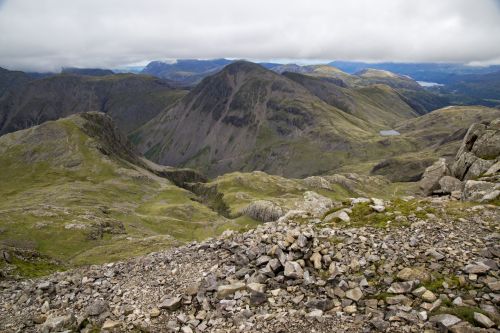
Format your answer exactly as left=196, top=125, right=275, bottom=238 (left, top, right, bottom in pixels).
left=0, top=0, right=499, bottom=71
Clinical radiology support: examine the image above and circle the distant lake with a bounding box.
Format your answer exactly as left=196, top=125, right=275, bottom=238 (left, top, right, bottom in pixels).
left=417, top=81, right=444, bottom=87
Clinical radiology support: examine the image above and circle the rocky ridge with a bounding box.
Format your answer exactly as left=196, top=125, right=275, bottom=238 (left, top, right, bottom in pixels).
left=420, top=118, right=500, bottom=202
left=0, top=192, right=498, bottom=333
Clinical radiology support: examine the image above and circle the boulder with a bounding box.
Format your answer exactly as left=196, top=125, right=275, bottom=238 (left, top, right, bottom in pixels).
left=452, top=119, right=500, bottom=180
left=420, top=158, right=449, bottom=195
left=296, top=191, right=333, bottom=217
left=324, top=210, right=350, bottom=223
left=243, top=200, right=284, bottom=222
left=462, top=180, right=500, bottom=202
left=438, top=176, right=463, bottom=194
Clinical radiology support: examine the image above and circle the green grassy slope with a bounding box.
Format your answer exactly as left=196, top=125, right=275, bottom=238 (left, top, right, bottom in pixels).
left=0, top=113, right=256, bottom=278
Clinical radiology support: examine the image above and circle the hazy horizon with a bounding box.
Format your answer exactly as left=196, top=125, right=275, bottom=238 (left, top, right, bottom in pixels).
left=1, top=0, right=499, bottom=71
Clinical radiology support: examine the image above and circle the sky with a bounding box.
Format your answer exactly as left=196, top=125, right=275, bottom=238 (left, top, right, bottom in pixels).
left=0, top=0, right=500, bottom=72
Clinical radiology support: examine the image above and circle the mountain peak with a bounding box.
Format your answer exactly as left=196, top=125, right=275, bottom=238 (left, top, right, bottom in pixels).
left=222, top=60, right=267, bottom=74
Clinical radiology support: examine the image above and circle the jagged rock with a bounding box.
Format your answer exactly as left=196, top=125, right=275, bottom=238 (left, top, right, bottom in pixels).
left=217, top=283, right=246, bottom=298
left=439, top=176, right=463, bottom=194
left=420, top=158, right=449, bottom=195
left=159, top=297, right=182, bottom=310
left=473, top=312, right=494, bottom=328
left=243, top=200, right=284, bottom=222
left=284, top=261, right=304, bottom=279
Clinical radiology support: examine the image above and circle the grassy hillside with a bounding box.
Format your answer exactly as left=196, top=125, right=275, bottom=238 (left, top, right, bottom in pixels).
left=0, top=113, right=256, bottom=278
left=334, top=106, right=500, bottom=181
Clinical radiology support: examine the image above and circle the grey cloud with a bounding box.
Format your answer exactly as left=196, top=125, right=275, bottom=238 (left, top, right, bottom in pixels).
left=0, top=0, right=499, bottom=71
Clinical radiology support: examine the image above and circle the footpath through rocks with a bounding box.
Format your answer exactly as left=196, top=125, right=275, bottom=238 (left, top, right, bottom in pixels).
left=0, top=194, right=499, bottom=333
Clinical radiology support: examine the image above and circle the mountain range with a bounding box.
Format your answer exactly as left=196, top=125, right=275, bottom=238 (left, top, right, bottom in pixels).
left=0, top=58, right=499, bottom=281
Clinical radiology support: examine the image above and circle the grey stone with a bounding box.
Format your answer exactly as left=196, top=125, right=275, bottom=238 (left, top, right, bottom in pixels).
left=159, top=297, right=182, bottom=310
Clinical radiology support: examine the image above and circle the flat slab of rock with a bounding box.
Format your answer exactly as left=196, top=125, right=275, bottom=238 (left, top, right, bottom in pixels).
left=217, top=283, right=246, bottom=298
left=473, top=312, right=495, bottom=328
left=159, top=297, right=182, bottom=311
left=429, top=314, right=462, bottom=328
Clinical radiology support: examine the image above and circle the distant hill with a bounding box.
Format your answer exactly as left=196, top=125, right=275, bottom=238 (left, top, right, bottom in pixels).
left=429, top=71, right=500, bottom=107
left=61, top=67, right=115, bottom=76
left=329, top=61, right=500, bottom=83
left=141, top=59, right=233, bottom=86
left=281, top=65, right=448, bottom=114
left=0, top=70, right=188, bottom=135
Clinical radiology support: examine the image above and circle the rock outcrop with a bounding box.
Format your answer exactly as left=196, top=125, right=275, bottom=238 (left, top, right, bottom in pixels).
left=243, top=200, right=284, bottom=222
left=419, top=118, right=500, bottom=202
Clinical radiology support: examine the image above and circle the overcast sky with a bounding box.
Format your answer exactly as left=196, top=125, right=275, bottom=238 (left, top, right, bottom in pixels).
left=1, top=0, right=500, bottom=71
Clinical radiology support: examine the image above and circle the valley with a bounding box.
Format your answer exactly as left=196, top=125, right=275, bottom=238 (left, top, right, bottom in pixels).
left=0, top=59, right=498, bottom=333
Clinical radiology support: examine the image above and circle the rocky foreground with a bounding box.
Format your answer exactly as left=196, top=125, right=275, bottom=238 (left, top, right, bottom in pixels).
left=0, top=194, right=499, bottom=333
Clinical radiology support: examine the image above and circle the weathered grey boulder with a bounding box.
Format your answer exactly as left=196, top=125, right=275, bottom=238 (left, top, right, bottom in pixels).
left=438, top=176, right=463, bottom=194
left=420, top=158, right=449, bottom=195
left=243, top=200, right=284, bottom=222
left=452, top=119, right=500, bottom=180
left=462, top=180, right=500, bottom=202
left=295, top=191, right=333, bottom=217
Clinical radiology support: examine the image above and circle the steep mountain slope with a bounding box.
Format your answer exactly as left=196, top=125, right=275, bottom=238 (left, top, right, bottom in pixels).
left=0, top=72, right=187, bottom=135
left=283, top=71, right=418, bottom=127
left=134, top=61, right=410, bottom=177
left=0, top=112, right=257, bottom=277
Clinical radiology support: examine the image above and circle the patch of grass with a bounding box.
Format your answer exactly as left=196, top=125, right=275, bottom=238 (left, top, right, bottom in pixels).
left=435, top=306, right=489, bottom=325
left=7, top=257, right=65, bottom=278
